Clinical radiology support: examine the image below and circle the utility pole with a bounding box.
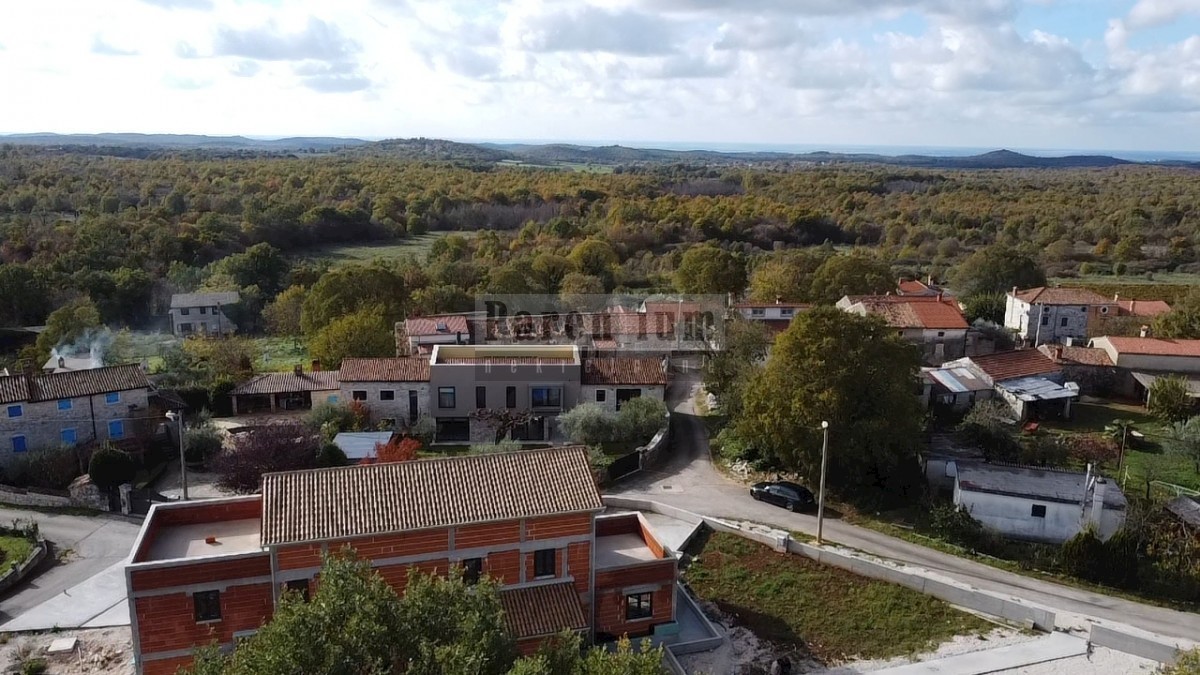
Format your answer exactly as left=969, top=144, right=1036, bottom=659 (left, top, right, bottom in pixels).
left=167, top=411, right=188, bottom=500
left=817, top=420, right=830, bottom=545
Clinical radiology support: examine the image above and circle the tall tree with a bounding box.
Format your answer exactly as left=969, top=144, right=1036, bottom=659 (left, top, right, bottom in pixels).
left=745, top=249, right=828, bottom=303
left=949, top=243, right=1046, bottom=297
left=1153, top=287, right=1200, bottom=339
left=736, top=307, right=923, bottom=500
left=673, top=244, right=746, bottom=295
left=808, top=252, right=894, bottom=303
left=530, top=253, right=573, bottom=295
left=34, top=296, right=103, bottom=362
left=703, top=318, right=768, bottom=419
left=310, top=307, right=395, bottom=368
left=262, top=285, right=306, bottom=336
left=301, top=264, right=408, bottom=336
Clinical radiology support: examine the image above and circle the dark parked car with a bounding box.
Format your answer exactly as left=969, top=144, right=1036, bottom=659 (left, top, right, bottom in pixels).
left=750, top=481, right=816, bottom=512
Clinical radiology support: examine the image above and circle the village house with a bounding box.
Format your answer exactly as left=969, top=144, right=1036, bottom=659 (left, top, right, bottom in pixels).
left=937, top=350, right=1078, bottom=421
left=395, top=314, right=473, bottom=356
left=1004, top=287, right=1115, bottom=345
left=1037, top=344, right=1117, bottom=396
left=169, top=291, right=240, bottom=337
left=0, top=364, right=155, bottom=458
left=229, top=365, right=340, bottom=415
left=581, top=357, right=669, bottom=413
left=123, top=447, right=677, bottom=674
left=1088, top=336, right=1200, bottom=401
left=839, top=295, right=970, bottom=365
left=338, top=357, right=432, bottom=428
left=951, top=461, right=1127, bottom=544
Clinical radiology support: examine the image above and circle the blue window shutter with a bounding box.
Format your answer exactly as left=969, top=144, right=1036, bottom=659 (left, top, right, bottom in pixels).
left=108, top=420, right=125, bottom=439
left=12, top=436, right=27, bottom=453
left=61, top=429, right=77, bottom=444
left=58, top=399, right=72, bottom=410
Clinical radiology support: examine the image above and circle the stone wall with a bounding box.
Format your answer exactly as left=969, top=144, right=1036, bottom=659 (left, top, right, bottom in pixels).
left=0, top=483, right=74, bottom=508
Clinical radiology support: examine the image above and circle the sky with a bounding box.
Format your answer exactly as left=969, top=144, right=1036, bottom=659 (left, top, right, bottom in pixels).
left=1, top=0, right=1200, bottom=152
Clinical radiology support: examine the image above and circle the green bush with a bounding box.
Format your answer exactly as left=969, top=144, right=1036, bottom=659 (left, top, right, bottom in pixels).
left=0, top=446, right=86, bottom=490
left=615, top=397, right=668, bottom=444
left=1103, top=528, right=1141, bottom=588
left=469, top=439, right=523, bottom=455
left=409, top=416, right=436, bottom=446
left=928, top=503, right=986, bottom=550
left=185, top=424, right=224, bottom=466
left=306, top=402, right=357, bottom=435
left=1060, top=528, right=1107, bottom=582
left=558, top=403, right=618, bottom=445
left=21, top=657, right=48, bottom=675
left=316, top=442, right=349, bottom=468
left=88, top=445, right=137, bottom=490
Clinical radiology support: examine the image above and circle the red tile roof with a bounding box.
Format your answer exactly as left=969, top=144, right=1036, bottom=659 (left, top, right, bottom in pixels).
left=0, top=364, right=150, bottom=405
left=1012, top=287, right=1111, bottom=306
left=733, top=302, right=812, bottom=309
left=968, top=350, right=1062, bottom=381
left=1037, top=345, right=1114, bottom=367
left=1116, top=299, right=1172, bottom=318
left=897, top=279, right=938, bottom=295
left=582, top=357, right=668, bottom=385
left=842, top=294, right=950, bottom=304
left=854, top=300, right=969, bottom=330
left=405, top=314, right=470, bottom=337
left=501, top=582, right=588, bottom=639
left=1101, top=337, right=1200, bottom=358
left=231, top=371, right=340, bottom=396
left=339, top=357, right=431, bottom=382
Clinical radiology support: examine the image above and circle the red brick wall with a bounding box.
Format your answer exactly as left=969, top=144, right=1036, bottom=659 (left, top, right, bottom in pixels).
left=456, top=521, right=521, bottom=548
left=593, top=560, right=675, bottom=638
left=595, top=515, right=639, bottom=537
left=486, top=549, right=521, bottom=584
left=276, top=543, right=323, bottom=571
left=130, top=554, right=271, bottom=592
left=142, top=655, right=195, bottom=675
left=134, top=581, right=272, bottom=656
left=639, top=521, right=665, bottom=559
left=156, top=498, right=262, bottom=526
left=375, top=559, right=448, bottom=594
left=325, top=528, right=450, bottom=561
left=567, top=542, right=591, bottom=595
left=525, top=514, right=592, bottom=540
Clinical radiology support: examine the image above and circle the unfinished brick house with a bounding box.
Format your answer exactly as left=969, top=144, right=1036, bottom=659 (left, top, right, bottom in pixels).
left=124, top=447, right=677, bottom=674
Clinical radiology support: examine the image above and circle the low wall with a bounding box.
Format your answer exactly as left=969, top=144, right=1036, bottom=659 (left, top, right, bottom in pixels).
left=639, top=416, right=671, bottom=468
left=0, top=538, right=48, bottom=594
left=1089, top=624, right=1186, bottom=665
left=0, top=484, right=74, bottom=509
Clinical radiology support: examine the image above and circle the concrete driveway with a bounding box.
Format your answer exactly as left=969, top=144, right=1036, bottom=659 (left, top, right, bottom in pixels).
left=0, top=506, right=140, bottom=631
left=608, top=375, right=1200, bottom=643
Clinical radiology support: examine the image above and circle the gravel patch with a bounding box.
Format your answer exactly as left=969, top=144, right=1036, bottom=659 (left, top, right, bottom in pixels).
left=0, top=627, right=134, bottom=674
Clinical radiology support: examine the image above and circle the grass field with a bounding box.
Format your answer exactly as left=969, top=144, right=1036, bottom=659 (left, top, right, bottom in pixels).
left=1052, top=273, right=1200, bottom=286
left=0, top=535, right=34, bottom=574
left=684, top=531, right=991, bottom=664
left=252, top=336, right=311, bottom=372
left=295, top=233, right=467, bottom=266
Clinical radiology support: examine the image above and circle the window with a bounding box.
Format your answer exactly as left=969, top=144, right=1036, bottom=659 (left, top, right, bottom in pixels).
left=750, top=308, right=765, bottom=318
left=506, top=386, right=517, bottom=409
left=57, top=399, right=72, bottom=411
left=284, top=579, right=310, bottom=602
left=1079, top=306, right=1087, bottom=312
left=780, top=308, right=794, bottom=318
left=533, top=548, right=556, bottom=578
left=511, top=417, right=545, bottom=442
left=408, top=390, right=419, bottom=423
left=108, top=420, right=125, bottom=439
left=199, top=306, right=208, bottom=315
left=435, top=417, right=470, bottom=442
left=6, top=405, right=22, bottom=418
left=211, top=307, right=220, bottom=315
left=11, top=436, right=27, bottom=453
left=352, top=390, right=367, bottom=401
left=61, top=428, right=77, bottom=445
left=105, top=392, right=120, bottom=405
left=626, top=592, right=653, bottom=621
left=193, top=590, right=221, bottom=622
left=476, top=386, right=487, bottom=409
left=438, top=387, right=456, bottom=408
left=531, top=387, right=562, bottom=409
left=462, top=557, right=483, bottom=585
left=615, top=389, right=641, bottom=411
left=1031, top=504, right=1047, bottom=518
left=1040, top=315, right=1049, bottom=326
left=937, top=331, right=945, bottom=337
left=596, top=389, right=607, bottom=403
left=179, top=323, right=193, bottom=333
left=328, top=395, right=340, bottom=404
left=180, top=307, right=190, bottom=316
left=380, top=390, right=395, bottom=401
left=1060, top=317, right=1068, bottom=327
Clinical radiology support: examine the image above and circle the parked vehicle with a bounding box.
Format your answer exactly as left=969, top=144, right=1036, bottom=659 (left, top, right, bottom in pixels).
left=750, top=480, right=815, bottom=512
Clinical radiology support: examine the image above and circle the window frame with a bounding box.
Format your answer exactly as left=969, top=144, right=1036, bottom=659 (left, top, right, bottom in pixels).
left=1031, top=504, right=1047, bottom=518
left=438, top=387, right=456, bottom=409
left=61, top=428, right=77, bottom=445
left=11, top=436, right=28, bottom=453
left=6, top=404, right=22, bottom=418
left=57, top=399, right=73, bottom=411
left=284, top=578, right=310, bottom=602
left=461, top=557, right=483, bottom=585
left=180, top=307, right=190, bottom=316
left=533, top=548, right=557, bottom=578
left=193, top=590, right=222, bottom=622
left=625, top=592, right=653, bottom=621
left=476, top=385, right=487, bottom=409
left=105, top=392, right=121, bottom=405
left=595, top=389, right=607, bottom=403
left=505, top=386, right=517, bottom=409
left=352, top=390, right=368, bottom=401
left=199, top=306, right=208, bottom=315
left=108, top=419, right=125, bottom=439
left=530, top=386, right=562, bottom=409
left=379, top=390, right=396, bottom=401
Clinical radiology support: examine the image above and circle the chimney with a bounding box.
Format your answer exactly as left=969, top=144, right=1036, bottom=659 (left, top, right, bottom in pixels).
left=58, top=356, right=65, bottom=369
left=294, top=364, right=303, bottom=376
left=1113, top=293, right=1120, bottom=302
left=1140, top=325, right=1150, bottom=338
left=205, top=536, right=219, bottom=545
left=927, top=274, right=934, bottom=286
left=775, top=296, right=782, bottom=305
left=1012, top=286, right=1018, bottom=296
left=311, top=359, right=321, bottom=372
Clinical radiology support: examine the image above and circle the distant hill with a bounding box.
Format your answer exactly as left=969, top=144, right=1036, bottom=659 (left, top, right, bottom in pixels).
left=3, top=133, right=1196, bottom=169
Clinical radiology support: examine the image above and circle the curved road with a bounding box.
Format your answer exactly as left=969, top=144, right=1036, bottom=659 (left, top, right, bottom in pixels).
left=609, top=375, right=1200, bottom=643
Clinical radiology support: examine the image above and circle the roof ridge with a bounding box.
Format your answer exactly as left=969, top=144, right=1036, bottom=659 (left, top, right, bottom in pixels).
left=261, top=444, right=590, bottom=480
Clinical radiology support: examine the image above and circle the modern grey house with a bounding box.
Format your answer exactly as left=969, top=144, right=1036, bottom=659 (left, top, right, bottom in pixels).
left=169, top=291, right=240, bottom=337
left=0, top=364, right=154, bottom=459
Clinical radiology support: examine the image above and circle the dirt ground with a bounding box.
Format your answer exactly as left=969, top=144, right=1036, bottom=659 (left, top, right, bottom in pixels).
left=0, top=627, right=134, bottom=674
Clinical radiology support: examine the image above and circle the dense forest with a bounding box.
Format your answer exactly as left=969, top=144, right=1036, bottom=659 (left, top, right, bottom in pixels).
left=1, top=142, right=1199, bottom=366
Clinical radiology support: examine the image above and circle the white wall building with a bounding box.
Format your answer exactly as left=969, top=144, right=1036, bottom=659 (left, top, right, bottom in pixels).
left=952, top=462, right=1126, bottom=544
left=1004, top=287, right=1114, bottom=345
left=169, top=291, right=239, bottom=337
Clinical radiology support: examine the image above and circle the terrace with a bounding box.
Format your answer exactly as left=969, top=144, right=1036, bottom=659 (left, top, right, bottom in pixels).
left=130, top=496, right=264, bottom=564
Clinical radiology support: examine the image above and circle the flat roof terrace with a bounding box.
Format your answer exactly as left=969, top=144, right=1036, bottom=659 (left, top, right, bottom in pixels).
left=595, top=512, right=672, bottom=571
left=431, top=343, right=581, bottom=365
left=144, top=518, right=262, bottom=562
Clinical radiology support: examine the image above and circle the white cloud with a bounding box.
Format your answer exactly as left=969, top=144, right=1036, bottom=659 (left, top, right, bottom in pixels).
left=1126, top=0, right=1200, bottom=29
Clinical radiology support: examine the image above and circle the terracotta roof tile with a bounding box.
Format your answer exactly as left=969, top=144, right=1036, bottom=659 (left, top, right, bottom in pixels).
left=501, top=582, right=588, bottom=639
left=1101, top=337, right=1200, bottom=358
left=852, top=300, right=968, bottom=330
left=1116, top=300, right=1172, bottom=318
left=405, top=314, right=471, bottom=337
left=582, top=357, right=668, bottom=385
left=733, top=302, right=812, bottom=309
left=230, top=371, right=340, bottom=396
left=340, top=358, right=431, bottom=382
left=968, top=350, right=1062, bottom=382
left=1012, top=287, right=1111, bottom=306
left=1037, top=345, right=1115, bottom=367
left=0, top=364, right=150, bottom=405
left=260, top=446, right=603, bottom=546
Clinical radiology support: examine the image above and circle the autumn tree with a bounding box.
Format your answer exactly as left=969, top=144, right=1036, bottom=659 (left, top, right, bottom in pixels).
left=736, top=307, right=923, bottom=501
left=376, top=436, right=422, bottom=463
left=745, top=249, right=827, bottom=303
left=310, top=307, right=395, bottom=368
left=673, top=244, right=746, bottom=295
left=568, top=239, right=618, bottom=287
left=300, top=264, right=408, bottom=336
left=211, top=423, right=320, bottom=493
left=34, top=296, right=102, bottom=363
left=262, top=285, right=306, bottom=336
left=949, top=243, right=1046, bottom=297
left=807, top=252, right=893, bottom=303
left=1153, top=287, right=1200, bottom=339
left=530, top=253, right=573, bottom=294
left=560, top=273, right=607, bottom=312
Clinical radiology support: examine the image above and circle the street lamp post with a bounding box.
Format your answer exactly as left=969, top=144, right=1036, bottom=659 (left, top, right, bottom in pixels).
left=817, top=420, right=830, bottom=545
left=166, top=411, right=188, bottom=500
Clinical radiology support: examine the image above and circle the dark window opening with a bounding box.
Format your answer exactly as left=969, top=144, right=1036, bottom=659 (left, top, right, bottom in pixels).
left=462, top=557, right=483, bottom=585
left=531, top=387, right=562, bottom=409
left=626, top=592, right=653, bottom=620
left=285, top=579, right=310, bottom=602
left=476, top=386, right=487, bottom=409
left=615, top=389, right=641, bottom=411
left=408, top=390, right=419, bottom=423
left=193, top=590, right=221, bottom=622
left=596, top=389, right=607, bottom=402
left=1031, top=504, right=1047, bottom=518
left=438, top=387, right=456, bottom=409
left=380, top=390, right=395, bottom=401
left=506, top=386, right=517, bottom=409
left=511, top=416, right=546, bottom=442
left=534, top=548, right=556, bottom=577
left=435, top=417, right=470, bottom=442
left=352, top=390, right=367, bottom=401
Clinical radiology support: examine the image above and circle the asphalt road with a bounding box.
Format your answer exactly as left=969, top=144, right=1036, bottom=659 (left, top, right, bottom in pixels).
left=0, top=506, right=140, bottom=625
left=610, top=375, right=1200, bottom=643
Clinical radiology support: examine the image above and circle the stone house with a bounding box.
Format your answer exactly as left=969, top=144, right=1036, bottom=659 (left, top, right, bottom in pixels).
left=580, top=357, right=669, bottom=413
left=0, top=364, right=154, bottom=459
left=1004, top=287, right=1115, bottom=345
left=338, top=357, right=432, bottom=429
left=169, top=291, right=240, bottom=337
left=840, top=295, right=970, bottom=365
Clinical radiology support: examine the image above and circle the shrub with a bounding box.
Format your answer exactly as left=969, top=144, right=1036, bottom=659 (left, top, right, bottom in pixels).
left=929, top=503, right=986, bottom=550
left=1066, top=434, right=1119, bottom=465
left=409, top=416, right=436, bottom=446
left=557, top=403, right=618, bottom=445
left=306, top=402, right=357, bottom=434
left=1149, top=375, right=1194, bottom=423
left=376, top=437, right=421, bottom=463
left=958, top=401, right=1020, bottom=461
left=185, top=424, right=224, bottom=467
left=348, top=400, right=372, bottom=431
left=1103, top=528, right=1141, bottom=588
left=316, top=442, right=349, bottom=468
left=1060, top=528, right=1107, bottom=582
left=88, top=445, right=137, bottom=490
left=615, top=397, right=668, bottom=444
left=0, top=445, right=86, bottom=490
left=211, top=424, right=320, bottom=493
left=469, top=439, right=523, bottom=455
left=1019, top=434, right=1069, bottom=467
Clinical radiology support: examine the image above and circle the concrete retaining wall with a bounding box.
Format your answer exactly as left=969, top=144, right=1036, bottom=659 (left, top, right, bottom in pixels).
left=0, top=484, right=73, bottom=508
left=1090, top=624, right=1184, bottom=665
left=0, top=539, right=48, bottom=594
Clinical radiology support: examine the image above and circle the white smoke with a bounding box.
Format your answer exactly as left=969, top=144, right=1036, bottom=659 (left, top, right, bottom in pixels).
left=50, top=328, right=115, bottom=370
